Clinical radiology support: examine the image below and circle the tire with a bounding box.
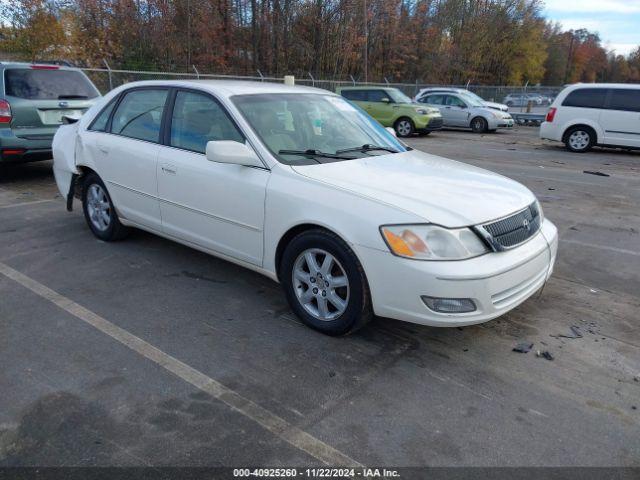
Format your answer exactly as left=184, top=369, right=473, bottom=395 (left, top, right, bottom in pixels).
left=471, top=116, right=488, bottom=133
left=81, top=172, right=130, bottom=241
left=394, top=117, right=415, bottom=137
left=280, top=229, right=373, bottom=336
left=563, top=126, right=595, bottom=153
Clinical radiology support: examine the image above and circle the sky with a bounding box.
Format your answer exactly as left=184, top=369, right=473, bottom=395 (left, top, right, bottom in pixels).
left=544, top=0, right=640, bottom=56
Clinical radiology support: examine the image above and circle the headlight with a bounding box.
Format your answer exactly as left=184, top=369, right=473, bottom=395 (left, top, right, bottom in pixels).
left=415, top=108, right=429, bottom=115
left=380, top=225, right=490, bottom=260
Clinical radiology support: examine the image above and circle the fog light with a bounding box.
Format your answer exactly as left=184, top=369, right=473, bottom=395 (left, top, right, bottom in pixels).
left=421, top=296, right=476, bottom=313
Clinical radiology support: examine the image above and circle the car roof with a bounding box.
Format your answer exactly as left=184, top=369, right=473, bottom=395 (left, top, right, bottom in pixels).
left=564, top=83, right=640, bottom=90
left=0, top=61, right=80, bottom=71
left=116, top=79, right=333, bottom=98
left=337, top=86, right=394, bottom=91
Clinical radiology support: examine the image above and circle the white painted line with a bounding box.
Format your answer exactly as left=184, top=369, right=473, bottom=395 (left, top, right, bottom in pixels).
left=0, top=199, right=56, bottom=209
left=0, top=261, right=360, bottom=467
left=561, top=238, right=640, bottom=257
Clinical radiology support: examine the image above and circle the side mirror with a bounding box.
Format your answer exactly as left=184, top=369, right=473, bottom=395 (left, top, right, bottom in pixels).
left=386, top=127, right=397, bottom=137
left=205, top=140, right=263, bottom=168
left=381, top=97, right=390, bottom=103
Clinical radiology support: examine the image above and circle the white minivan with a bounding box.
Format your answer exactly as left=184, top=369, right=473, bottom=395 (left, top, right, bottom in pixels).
left=540, top=83, right=640, bottom=152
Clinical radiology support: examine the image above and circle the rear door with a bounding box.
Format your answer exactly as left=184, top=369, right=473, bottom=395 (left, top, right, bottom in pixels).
left=3, top=66, right=99, bottom=141
left=94, top=88, right=169, bottom=230
left=420, top=94, right=450, bottom=124
left=601, top=88, right=640, bottom=148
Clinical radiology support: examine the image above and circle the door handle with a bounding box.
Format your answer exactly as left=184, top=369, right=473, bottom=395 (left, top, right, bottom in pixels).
left=161, top=164, right=177, bottom=175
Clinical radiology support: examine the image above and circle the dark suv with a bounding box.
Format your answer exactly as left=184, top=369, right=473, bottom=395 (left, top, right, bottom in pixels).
left=0, top=62, right=100, bottom=163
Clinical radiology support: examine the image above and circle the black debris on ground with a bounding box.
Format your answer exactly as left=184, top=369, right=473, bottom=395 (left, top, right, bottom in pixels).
left=513, top=342, right=534, bottom=353
left=537, top=350, right=555, bottom=361
left=583, top=170, right=610, bottom=177
left=552, top=325, right=583, bottom=339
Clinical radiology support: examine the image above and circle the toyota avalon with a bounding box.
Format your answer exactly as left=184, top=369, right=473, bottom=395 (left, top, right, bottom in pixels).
left=53, top=80, right=557, bottom=336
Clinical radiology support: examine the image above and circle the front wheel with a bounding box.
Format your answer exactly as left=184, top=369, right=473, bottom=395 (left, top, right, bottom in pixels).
left=82, top=172, right=130, bottom=241
left=280, top=229, right=372, bottom=336
left=471, top=117, right=488, bottom=133
left=394, top=118, right=415, bottom=137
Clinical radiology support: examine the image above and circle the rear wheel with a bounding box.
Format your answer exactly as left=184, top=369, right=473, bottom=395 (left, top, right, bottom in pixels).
left=471, top=116, right=488, bottom=133
left=394, top=117, right=415, bottom=137
left=82, top=173, right=130, bottom=241
left=564, top=126, right=594, bottom=153
left=280, top=229, right=372, bottom=336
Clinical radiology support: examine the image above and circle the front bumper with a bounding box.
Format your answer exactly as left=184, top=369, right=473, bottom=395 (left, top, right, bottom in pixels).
left=488, top=117, right=514, bottom=129
left=356, top=218, right=558, bottom=327
left=414, top=114, right=443, bottom=131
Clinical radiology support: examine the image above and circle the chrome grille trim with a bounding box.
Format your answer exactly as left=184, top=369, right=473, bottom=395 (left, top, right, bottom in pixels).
left=476, top=202, right=541, bottom=251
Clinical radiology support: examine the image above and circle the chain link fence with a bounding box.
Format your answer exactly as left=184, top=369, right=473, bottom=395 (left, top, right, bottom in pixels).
left=81, top=67, right=562, bottom=115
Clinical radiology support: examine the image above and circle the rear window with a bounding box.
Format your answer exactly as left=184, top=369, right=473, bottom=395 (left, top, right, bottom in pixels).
left=562, top=88, right=607, bottom=109
left=4, top=68, right=99, bottom=100
left=608, top=89, right=640, bottom=112
left=341, top=90, right=367, bottom=101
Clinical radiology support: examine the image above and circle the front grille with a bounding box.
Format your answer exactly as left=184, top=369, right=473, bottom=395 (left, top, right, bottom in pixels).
left=482, top=202, right=541, bottom=249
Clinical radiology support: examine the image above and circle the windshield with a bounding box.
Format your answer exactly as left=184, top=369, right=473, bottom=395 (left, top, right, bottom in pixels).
left=459, top=93, right=484, bottom=107
left=387, top=89, right=413, bottom=104
left=232, top=93, right=407, bottom=165
left=4, top=68, right=100, bottom=100
left=461, top=91, right=484, bottom=103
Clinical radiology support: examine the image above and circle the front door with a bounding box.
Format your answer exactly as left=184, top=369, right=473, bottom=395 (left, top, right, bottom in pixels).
left=157, top=89, right=269, bottom=266
left=442, top=95, right=471, bottom=127
left=366, top=90, right=395, bottom=126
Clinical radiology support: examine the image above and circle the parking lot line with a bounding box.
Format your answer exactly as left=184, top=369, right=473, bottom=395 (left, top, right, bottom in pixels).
left=0, top=199, right=56, bottom=209
left=0, top=261, right=361, bottom=467
left=561, top=238, right=640, bottom=257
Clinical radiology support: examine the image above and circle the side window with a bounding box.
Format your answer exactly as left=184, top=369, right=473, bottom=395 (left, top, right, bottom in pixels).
left=170, top=90, right=243, bottom=154
left=341, top=90, right=366, bottom=101
left=608, top=89, right=640, bottom=112
left=88, top=98, right=117, bottom=132
left=562, top=88, right=607, bottom=109
left=446, top=95, right=465, bottom=107
left=111, top=89, right=168, bottom=142
left=424, top=95, right=443, bottom=105
left=367, top=90, right=390, bottom=103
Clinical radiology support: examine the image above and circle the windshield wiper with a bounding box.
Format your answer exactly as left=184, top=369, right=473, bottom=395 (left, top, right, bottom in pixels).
left=336, top=144, right=398, bottom=154
left=58, top=95, right=88, bottom=100
left=279, top=149, right=356, bottom=161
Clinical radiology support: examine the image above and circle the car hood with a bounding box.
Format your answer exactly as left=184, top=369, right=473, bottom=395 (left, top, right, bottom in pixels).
left=291, top=150, right=535, bottom=227
left=483, top=100, right=509, bottom=112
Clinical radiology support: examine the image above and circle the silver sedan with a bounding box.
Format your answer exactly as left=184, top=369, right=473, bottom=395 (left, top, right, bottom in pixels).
left=417, top=92, right=514, bottom=133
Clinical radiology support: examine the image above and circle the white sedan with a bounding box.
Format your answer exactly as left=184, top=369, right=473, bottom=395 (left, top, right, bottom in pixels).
left=53, top=80, right=558, bottom=336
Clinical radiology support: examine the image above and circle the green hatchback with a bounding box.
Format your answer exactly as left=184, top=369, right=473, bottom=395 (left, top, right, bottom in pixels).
left=0, top=62, right=100, bottom=164
left=336, top=86, right=443, bottom=137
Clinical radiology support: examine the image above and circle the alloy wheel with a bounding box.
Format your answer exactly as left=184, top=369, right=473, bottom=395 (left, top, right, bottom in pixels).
left=396, top=120, right=412, bottom=137
left=292, top=248, right=350, bottom=321
left=568, top=130, right=590, bottom=151
left=86, top=184, right=111, bottom=231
